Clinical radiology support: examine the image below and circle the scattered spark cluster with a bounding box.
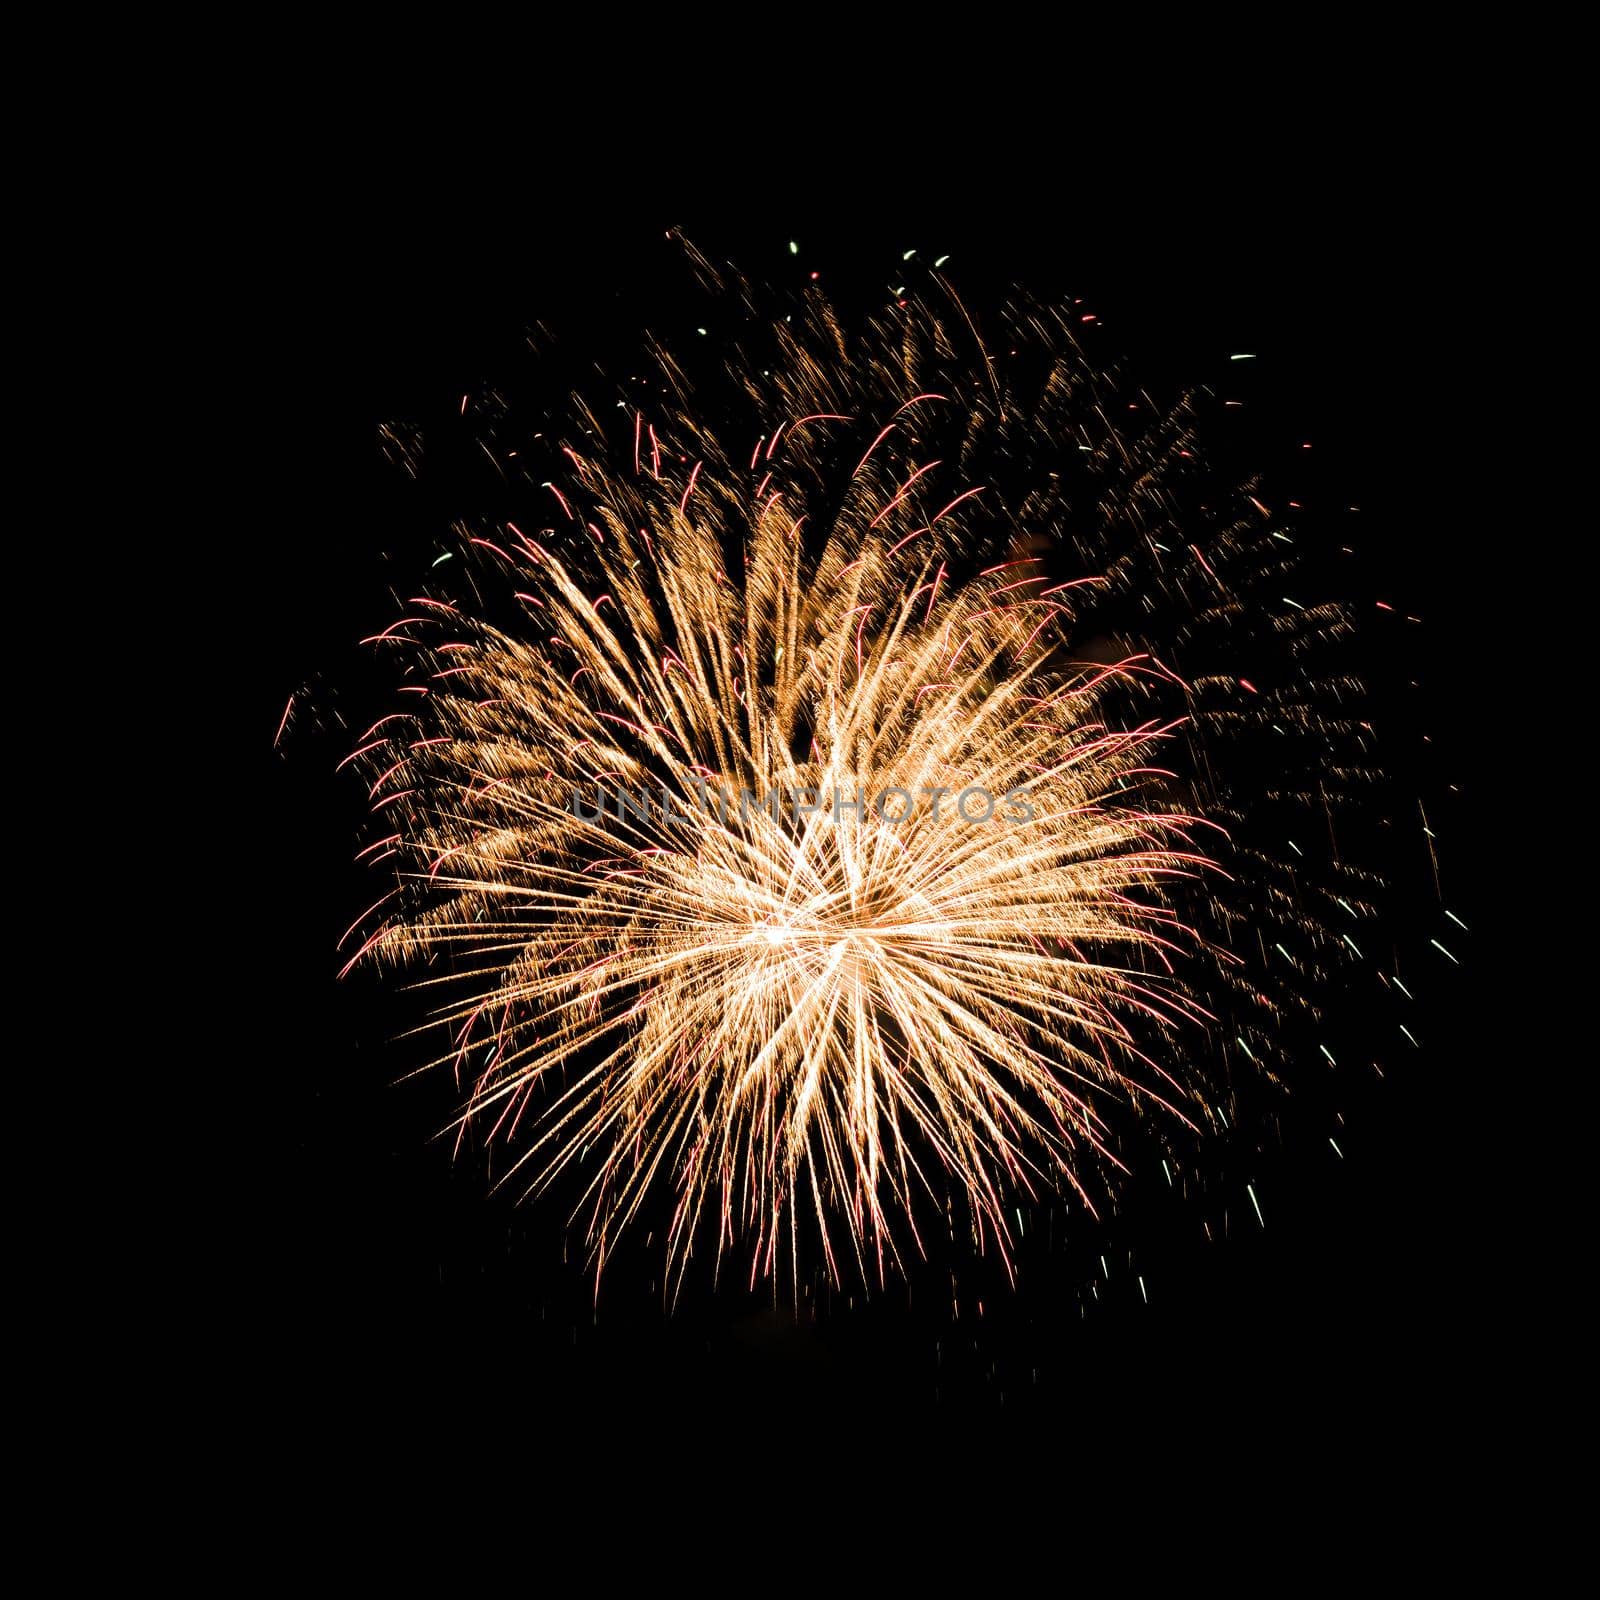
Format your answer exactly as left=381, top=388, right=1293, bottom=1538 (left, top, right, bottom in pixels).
left=322, top=238, right=1447, bottom=1299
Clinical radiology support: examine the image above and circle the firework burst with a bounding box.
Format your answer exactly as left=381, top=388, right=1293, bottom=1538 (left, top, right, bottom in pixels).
left=338, top=243, right=1382, bottom=1295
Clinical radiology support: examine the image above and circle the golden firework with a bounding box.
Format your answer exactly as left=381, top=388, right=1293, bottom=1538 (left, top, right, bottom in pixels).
left=345, top=284, right=1242, bottom=1295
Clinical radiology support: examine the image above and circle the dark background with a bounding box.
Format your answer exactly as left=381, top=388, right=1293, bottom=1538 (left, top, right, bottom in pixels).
left=216, top=176, right=1496, bottom=1451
